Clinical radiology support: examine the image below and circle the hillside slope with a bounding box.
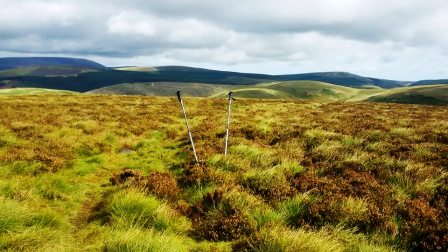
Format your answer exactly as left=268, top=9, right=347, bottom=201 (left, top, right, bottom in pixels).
left=276, top=72, right=407, bottom=88
left=365, top=84, right=448, bottom=105
left=0, top=57, right=107, bottom=77
left=92, top=81, right=448, bottom=105
left=410, top=79, right=448, bottom=86
left=123, top=66, right=407, bottom=88
left=89, top=82, right=234, bottom=97
left=91, top=81, right=384, bottom=103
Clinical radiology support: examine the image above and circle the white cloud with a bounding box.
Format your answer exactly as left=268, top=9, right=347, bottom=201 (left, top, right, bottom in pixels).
left=0, top=1, right=78, bottom=34
left=106, top=11, right=231, bottom=48
left=108, top=12, right=156, bottom=37
left=165, top=18, right=230, bottom=46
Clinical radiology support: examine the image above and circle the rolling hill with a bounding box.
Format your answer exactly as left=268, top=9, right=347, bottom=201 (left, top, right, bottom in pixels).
left=89, top=82, right=235, bottom=97
left=90, top=81, right=383, bottom=103
left=0, top=57, right=410, bottom=91
left=91, top=81, right=448, bottom=105
left=275, top=72, right=408, bottom=88
left=410, top=79, right=448, bottom=86
left=117, top=66, right=408, bottom=88
left=0, top=57, right=106, bottom=70
left=1, top=57, right=446, bottom=102
left=365, top=84, right=448, bottom=105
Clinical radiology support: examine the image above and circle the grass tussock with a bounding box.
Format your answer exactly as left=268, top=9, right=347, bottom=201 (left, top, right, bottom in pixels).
left=102, top=228, right=192, bottom=252
left=106, top=190, right=190, bottom=233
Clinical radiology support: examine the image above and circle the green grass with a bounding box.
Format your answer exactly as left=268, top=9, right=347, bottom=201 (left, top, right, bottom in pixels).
left=102, top=228, right=192, bottom=252
left=248, top=226, right=392, bottom=252
left=106, top=190, right=190, bottom=232
left=0, top=197, right=32, bottom=234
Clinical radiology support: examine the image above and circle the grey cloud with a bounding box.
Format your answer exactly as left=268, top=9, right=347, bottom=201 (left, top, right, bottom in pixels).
left=0, top=0, right=447, bottom=79
left=115, top=0, right=444, bottom=43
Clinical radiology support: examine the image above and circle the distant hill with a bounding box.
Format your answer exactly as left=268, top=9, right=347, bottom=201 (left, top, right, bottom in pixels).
left=276, top=72, right=407, bottom=88
left=89, top=82, right=231, bottom=97
left=124, top=66, right=408, bottom=88
left=410, top=79, right=448, bottom=86
left=90, top=80, right=384, bottom=103
left=0, top=57, right=107, bottom=77
left=0, top=57, right=106, bottom=70
left=91, top=81, right=448, bottom=105
left=0, top=64, right=270, bottom=91
left=364, top=84, right=448, bottom=105
left=0, top=58, right=408, bottom=91
left=153, top=66, right=272, bottom=85
left=3, top=80, right=446, bottom=105
left=0, top=57, right=446, bottom=94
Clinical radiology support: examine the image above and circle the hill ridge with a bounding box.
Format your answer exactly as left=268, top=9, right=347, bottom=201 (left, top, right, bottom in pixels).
left=0, top=57, right=445, bottom=92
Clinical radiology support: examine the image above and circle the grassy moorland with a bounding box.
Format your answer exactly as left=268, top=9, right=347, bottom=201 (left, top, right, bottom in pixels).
left=0, top=94, right=447, bottom=251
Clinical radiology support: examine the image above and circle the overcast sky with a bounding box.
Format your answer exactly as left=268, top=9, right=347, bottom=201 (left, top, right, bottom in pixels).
left=0, top=0, right=447, bottom=80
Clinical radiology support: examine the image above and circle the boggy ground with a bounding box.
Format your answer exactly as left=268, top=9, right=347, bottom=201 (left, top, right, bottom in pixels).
left=0, top=94, right=447, bottom=251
